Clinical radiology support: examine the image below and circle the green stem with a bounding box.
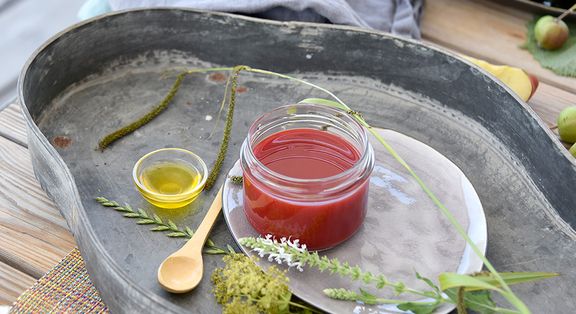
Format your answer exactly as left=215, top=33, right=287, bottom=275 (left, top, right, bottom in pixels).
left=208, top=71, right=234, bottom=138
left=244, top=67, right=348, bottom=106
left=286, top=300, right=321, bottom=313
left=184, top=67, right=234, bottom=75
left=457, top=287, right=467, bottom=314
left=557, top=3, right=576, bottom=21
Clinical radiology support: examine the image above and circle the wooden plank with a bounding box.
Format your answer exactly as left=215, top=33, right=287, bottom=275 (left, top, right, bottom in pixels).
left=0, top=262, right=35, bottom=305
left=421, top=0, right=576, bottom=94
left=0, top=103, right=27, bottom=146
left=0, top=134, right=74, bottom=278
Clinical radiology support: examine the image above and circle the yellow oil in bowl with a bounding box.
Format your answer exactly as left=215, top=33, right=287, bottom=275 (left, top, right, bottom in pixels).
left=133, top=148, right=207, bottom=209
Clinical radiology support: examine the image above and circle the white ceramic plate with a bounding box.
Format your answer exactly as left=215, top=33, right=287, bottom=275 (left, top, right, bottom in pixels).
left=223, top=128, right=487, bottom=313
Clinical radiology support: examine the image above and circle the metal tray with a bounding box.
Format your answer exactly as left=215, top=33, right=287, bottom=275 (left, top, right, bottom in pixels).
left=18, top=8, right=576, bottom=313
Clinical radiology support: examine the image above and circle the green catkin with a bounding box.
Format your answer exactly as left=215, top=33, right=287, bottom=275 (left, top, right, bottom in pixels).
left=204, top=65, right=246, bottom=190
left=97, top=66, right=246, bottom=190
left=98, top=72, right=188, bottom=151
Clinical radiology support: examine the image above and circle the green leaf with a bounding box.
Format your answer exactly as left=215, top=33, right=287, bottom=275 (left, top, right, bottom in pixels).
left=166, top=232, right=187, bottom=237
left=123, top=213, right=141, bottom=218
left=185, top=226, right=194, bottom=237
left=152, top=214, right=163, bottom=224
left=439, top=273, right=502, bottom=292
left=523, top=18, right=576, bottom=77
left=469, top=271, right=559, bottom=291
left=137, top=208, right=148, bottom=218
left=114, top=206, right=131, bottom=213
left=357, top=289, right=380, bottom=305
left=203, top=247, right=228, bottom=255
left=136, top=219, right=155, bottom=225
left=150, top=225, right=170, bottom=231
left=167, top=220, right=178, bottom=231
left=206, top=238, right=215, bottom=247
left=298, top=98, right=350, bottom=111
left=397, top=301, right=439, bottom=314
left=227, top=244, right=236, bottom=254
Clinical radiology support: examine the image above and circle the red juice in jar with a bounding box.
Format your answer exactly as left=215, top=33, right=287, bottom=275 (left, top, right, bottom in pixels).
left=240, top=104, right=374, bottom=250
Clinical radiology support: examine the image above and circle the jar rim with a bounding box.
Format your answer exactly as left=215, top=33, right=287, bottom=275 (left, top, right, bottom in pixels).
left=244, top=103, right=372, bottom=185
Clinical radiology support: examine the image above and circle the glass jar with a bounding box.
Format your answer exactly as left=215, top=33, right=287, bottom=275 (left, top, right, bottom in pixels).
left=240, top=103, right=374, bottom=250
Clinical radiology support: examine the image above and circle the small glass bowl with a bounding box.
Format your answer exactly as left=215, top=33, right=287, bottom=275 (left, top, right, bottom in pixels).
left=133, top=148, right=208, bottom=209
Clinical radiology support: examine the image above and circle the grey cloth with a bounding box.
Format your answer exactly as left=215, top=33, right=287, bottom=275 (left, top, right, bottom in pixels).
left=109, top=0, right=423, bottom=39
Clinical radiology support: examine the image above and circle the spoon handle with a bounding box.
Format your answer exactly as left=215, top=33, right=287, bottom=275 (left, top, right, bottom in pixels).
left=181, top=186, right=223, bottom=253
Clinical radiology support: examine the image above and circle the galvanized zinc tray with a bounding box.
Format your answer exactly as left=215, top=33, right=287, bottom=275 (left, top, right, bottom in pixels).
left=18, top=8, right=576, bottom=313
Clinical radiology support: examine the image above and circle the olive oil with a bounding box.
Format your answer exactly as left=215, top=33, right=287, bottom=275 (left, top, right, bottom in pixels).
left=138, top=161, right=203, bottom=208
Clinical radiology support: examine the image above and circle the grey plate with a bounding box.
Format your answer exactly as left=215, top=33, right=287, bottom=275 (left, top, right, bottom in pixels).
left=19, top=8, right=576, bottom=313
left=223, top=128, right=487, bottom=313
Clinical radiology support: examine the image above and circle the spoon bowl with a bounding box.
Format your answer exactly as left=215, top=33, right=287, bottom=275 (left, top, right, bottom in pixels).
left=158, top=255, right=203, bottom=293
left=157, top=186, right=223, bottom=293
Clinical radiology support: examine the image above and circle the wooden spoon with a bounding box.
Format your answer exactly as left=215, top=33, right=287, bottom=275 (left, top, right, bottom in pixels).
left=157, top=186, right=223, bottom=293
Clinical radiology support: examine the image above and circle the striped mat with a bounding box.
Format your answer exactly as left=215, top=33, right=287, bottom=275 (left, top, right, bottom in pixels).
left=10, top=248, right=108, bottom=313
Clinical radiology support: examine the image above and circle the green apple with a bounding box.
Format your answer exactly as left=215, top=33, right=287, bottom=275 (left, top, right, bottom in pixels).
left=570, top=143, right=576, bottom=158
left=558, top=107, right=576, bottom=143
left=534, top=15, right=569, bottom=50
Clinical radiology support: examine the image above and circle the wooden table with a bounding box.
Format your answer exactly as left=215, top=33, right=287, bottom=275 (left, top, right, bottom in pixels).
left=1, top=0, right=575, bottom=307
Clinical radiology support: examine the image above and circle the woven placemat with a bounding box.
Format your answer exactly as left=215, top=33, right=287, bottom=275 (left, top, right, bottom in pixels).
left=10, top=248, right=108, bottom=313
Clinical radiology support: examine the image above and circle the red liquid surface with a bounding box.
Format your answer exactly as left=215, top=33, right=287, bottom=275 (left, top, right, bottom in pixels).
left=243, top=128, right=369, bottom=250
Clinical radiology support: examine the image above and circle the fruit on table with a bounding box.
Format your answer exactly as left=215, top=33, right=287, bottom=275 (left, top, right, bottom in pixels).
left=570, top=143, right=576, bottom=157
left=534, top=15, right=569, bottom=50
left=463, top=56, right=538, bottom=101
left=557, top=107, right=576, bottom=143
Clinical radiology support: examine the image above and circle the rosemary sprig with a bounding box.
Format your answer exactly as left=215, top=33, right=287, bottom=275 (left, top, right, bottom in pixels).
left=95, top=197, right=227, bottom=254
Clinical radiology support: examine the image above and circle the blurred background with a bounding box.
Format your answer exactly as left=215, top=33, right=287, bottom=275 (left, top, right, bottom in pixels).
left=0, top=0, right=83, bottom=109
